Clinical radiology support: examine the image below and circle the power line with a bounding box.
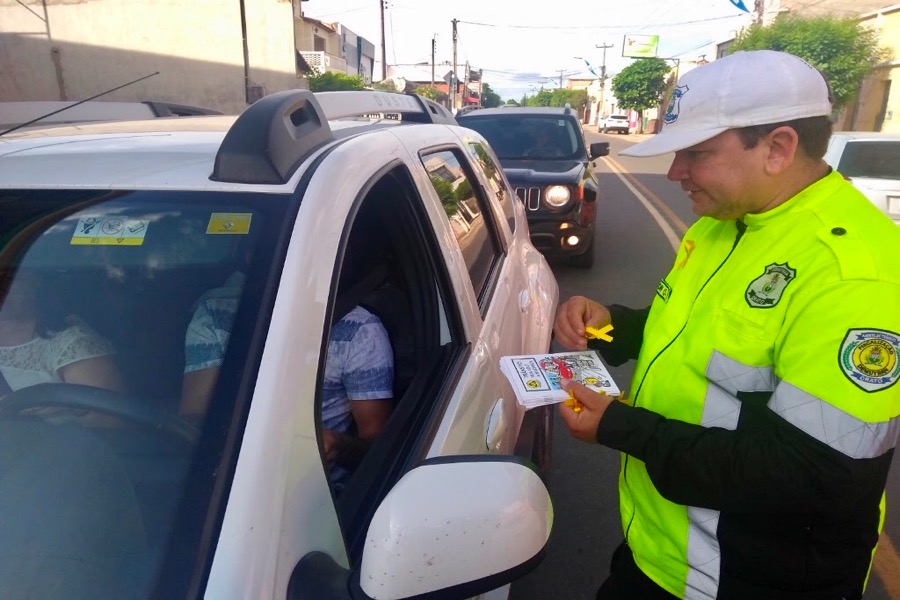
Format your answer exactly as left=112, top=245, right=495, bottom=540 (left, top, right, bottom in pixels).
left=456, top=13, right=747, bottom=31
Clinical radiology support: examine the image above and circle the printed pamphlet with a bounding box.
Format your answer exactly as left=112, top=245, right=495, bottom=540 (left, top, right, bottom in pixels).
left=499, top=350, right=620, bottom=409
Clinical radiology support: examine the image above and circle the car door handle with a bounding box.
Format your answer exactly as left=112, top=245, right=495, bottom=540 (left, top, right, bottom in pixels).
left=518, top=289, right=531, bottom=313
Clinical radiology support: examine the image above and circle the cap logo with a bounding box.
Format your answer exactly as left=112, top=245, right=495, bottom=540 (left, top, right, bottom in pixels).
left=664, top=85, right=688, bottom=125
left=839, top=329, right=900, bottom=392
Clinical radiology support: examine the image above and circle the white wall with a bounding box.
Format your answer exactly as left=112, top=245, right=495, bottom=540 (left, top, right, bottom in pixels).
left=0, top=0, right=306, bottom=114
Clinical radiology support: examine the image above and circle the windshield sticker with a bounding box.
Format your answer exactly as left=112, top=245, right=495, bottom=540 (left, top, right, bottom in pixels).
left=207, top=213, right=252, bottom=235
left=839, top=329, right=900, bottom=393
left=71, top=216, right=148, bottom=246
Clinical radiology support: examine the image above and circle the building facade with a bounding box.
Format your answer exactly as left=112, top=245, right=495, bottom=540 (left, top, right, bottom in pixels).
left=839, top=5, right=899, bottom=133
left=1, top=0, right=386, bottom=116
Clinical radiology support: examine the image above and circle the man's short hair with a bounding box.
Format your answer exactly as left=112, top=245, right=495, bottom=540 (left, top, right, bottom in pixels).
left=736, top=116, right=833, bottom=161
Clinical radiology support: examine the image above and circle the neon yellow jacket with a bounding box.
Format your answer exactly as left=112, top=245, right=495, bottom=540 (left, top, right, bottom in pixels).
left=595, top=171, right=900, bottom=599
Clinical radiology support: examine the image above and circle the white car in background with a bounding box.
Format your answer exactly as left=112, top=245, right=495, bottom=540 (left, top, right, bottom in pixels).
left=823, top=131, right=900, bottom=225
left=0, top=91, right=558, bottom=599
left=598, top=114, right=630, bottom=134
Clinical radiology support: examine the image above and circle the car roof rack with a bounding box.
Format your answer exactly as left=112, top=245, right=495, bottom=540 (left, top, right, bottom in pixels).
left=211, top=90, right=456, bottom=185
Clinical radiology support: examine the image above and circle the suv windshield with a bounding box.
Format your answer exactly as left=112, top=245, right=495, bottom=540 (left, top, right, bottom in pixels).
left=837, top=140, right=900, bottom=180
left=460, top=115, right=584, bottom=161
left=0, top=189, right=292, bottom=599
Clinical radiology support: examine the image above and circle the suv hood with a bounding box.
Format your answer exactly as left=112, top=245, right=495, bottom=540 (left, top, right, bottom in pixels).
left=498, top=159, right=584, bottom=185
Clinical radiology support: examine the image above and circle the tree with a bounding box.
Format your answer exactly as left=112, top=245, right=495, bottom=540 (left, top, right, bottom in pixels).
left=481, top=83, right=502, bottom=108
left=371, top=79, right=401, bottom=92
left=729, top=15, right=886, bottom=109
left=610, top=57, right=671, bottom=133
left=305, top=70, right=366, bottom=92
left=523, top=88, right=587, bottom=110
left=414, top=86, right=441, bottom=101
left=505, top=99, right=520, bottom=107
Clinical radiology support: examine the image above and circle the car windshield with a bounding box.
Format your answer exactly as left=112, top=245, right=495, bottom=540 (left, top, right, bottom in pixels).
left=460, top=115, right=583, bottom=160
left=0, top=189, right=292, bottom=599
left=837, top=140, right=900, bottom=180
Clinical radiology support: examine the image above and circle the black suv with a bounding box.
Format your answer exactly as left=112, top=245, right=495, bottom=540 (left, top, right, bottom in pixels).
left=458, top=106, right=609, bottom=267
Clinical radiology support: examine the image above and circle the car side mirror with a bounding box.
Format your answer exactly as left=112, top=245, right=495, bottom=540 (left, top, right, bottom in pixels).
left=355, top=455, right=551, bottom=599
left=589, top=142, right=610, bottom=159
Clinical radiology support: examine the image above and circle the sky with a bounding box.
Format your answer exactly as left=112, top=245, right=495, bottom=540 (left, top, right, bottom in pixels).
left=303, top=0, right=755, bottom=101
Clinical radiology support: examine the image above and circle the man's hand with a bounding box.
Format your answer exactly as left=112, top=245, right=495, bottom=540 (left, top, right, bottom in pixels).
left=554, top=296, right=612, bottom=350
left=557, top=378, right=614, bottom=444
left=322, top=428, right=340, bottom=467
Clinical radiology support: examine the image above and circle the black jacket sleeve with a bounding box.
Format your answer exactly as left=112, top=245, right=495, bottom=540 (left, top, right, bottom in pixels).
left=596, top=397, right=892, bottom=518
left=587, top=304, right=649, bottom=367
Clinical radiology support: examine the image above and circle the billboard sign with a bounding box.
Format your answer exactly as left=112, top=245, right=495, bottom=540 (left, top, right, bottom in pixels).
left=623, top=34, right=660, bottom=58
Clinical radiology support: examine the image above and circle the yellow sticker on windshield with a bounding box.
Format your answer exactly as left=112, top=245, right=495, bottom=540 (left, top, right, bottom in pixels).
left=70, top=217, right=148, bottom=246
left=207, top=213, right=252, bottom=235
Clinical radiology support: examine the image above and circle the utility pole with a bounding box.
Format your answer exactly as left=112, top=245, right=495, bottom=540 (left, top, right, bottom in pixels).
left=595, top=42, right=613, bottom=119
left=431, top=34, right=437, bottom=88
left=464, top=60, right=470, bottom=107
left=451, top=19, right=458, bottom=110
left=379, top=0, right=387, bottom=80
left=478, top=68, right=483, bottom=107
left=555, top=68, right=566, bottom=89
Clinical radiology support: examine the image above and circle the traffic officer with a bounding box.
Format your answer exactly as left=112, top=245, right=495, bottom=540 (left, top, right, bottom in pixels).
left=554, top=50, right=900, bottom=600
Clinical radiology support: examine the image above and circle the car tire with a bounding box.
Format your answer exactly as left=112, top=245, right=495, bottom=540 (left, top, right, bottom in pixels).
left=569, top=236, right=595, bottom=268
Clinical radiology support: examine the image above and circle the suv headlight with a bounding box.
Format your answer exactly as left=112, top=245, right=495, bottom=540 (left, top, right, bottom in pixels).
left=544, top=186, right=570, bottom=208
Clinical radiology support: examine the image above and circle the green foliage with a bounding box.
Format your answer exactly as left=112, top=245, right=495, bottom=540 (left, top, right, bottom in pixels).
left=523, top=88, right=588, bottom=109
left=453, top=178, right=473, bottom=202
left=305, top=70, right=366, bottom=92
left=470, top=143, right=498, bottom=180
left=481, top=83, right=502, bottom=108
left=371, top=79, right=400, bottom=92
left=729, top=15, right=887, bottom=108
left=430, top=176, right=458, bottom=217
left=610, top=58, right=671, bottom=112
left=506, top=99, right=520, bottom=106
left=414, top=86, right=441, bottom=100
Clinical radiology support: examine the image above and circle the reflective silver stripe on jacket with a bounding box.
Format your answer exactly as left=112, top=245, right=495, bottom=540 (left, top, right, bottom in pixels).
left=684, top=351, right=776, bottom=600
left=769, top=381, right=900, bottom=459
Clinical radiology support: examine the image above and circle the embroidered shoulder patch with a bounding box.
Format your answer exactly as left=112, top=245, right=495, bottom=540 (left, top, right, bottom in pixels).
left=839, top=329, right=900, bottom=392
left=745, top=263, right=796, bottom=308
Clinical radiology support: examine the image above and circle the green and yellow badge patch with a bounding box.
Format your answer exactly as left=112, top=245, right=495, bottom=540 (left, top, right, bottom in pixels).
left=745, top=263, right=796, bottom=308
left=839, top=329, right=900, bottom=392
left=656, top=279, right=672, bottom=303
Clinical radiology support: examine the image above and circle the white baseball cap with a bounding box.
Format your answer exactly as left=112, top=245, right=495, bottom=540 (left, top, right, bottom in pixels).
left=619, top=50, right=833, bottom=158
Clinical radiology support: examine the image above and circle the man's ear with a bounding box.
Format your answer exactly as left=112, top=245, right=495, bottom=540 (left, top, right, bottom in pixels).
left=763, top=126, right=800, bottom=175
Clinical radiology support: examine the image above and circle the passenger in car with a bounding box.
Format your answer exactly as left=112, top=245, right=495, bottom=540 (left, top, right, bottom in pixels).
left=181, top=272, right=394, bottom=482
left=0, top=270, right=124, bottom=395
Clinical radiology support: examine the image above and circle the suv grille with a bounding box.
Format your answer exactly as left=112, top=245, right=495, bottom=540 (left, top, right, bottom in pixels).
left=515, top=186, right=541, bottom=211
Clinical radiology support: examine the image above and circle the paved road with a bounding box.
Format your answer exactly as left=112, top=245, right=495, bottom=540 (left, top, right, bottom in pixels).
left=509, top=130, right=900, bottom=600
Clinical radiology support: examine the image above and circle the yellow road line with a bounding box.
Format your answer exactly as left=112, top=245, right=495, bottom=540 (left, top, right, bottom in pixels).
left=604, top=155, right=689, bottom=235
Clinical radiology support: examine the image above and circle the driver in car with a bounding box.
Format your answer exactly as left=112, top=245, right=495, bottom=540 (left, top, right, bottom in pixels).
left=0, top=270, right=124, bottom=396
